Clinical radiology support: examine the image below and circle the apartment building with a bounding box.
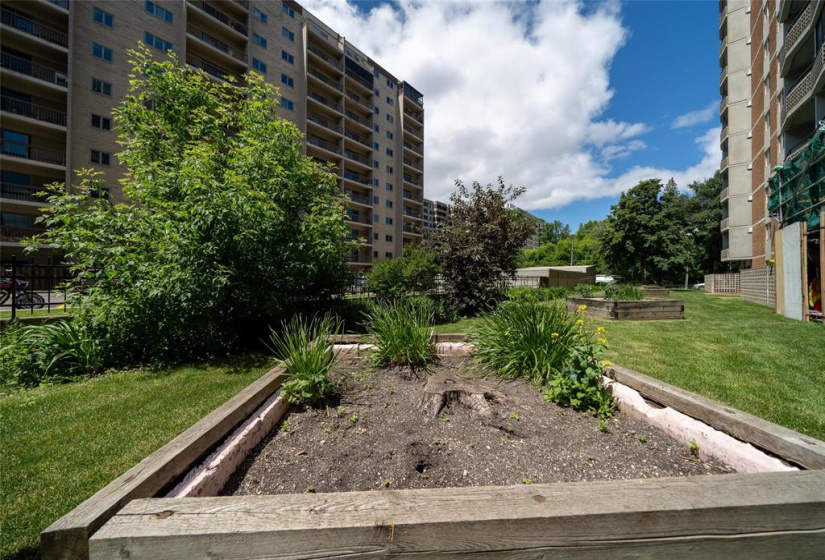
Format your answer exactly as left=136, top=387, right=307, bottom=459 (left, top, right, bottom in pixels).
left=719, top=0, right=824, bottom=317
left=0, top=0, right=426, bottom=268
left=422, top=197, right=451, bottom=235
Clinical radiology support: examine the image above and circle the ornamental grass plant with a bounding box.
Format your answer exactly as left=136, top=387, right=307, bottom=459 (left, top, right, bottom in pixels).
left=366, top=301, right=437, bottom=369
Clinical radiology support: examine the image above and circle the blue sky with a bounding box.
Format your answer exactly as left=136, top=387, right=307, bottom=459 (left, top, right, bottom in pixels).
left=316, top=0, right=722, bottom=232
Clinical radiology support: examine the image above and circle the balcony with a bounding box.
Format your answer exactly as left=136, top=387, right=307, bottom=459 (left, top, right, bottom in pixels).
left=309, top=91, right=343, bottom=114
left=187, top=54, right=234, bottom=82
left=720, top=95, right=728, bottom=115
left=721, top=248, right=730, bottom=261
left=1, top=8, right=68, bottom=49
left=308, top=135, right=342, bottom=156
left=233, top=0, right=249, bottom=9
left=720, top=125, right=729, bottom=143
left=403, top=157, right=422, bottom=171
left=403, top=223, right=422, bottom=235
left=402, top=82, right=424, bottom=108
left=344, top=110, right=372, bottom=130
left=403, top=209, right=423, bottom=220
left=187, top=23, right=247, bottom=64
left=403, top=141, right=422, bottom=155
left=721, top=218, right=729, bottom=231
left=347, top=254, right=372, bottom=265
left=720, top=156, right=729, bottom=170
left=188, top=1, right=247, bottom=36
left=719, top=65, right=727, bottom=86
left=344, top=130, right=371, bottom=149
left=345, top=69, right=372, bottom=92
left=1, top=139, right=65, bottom=167
left=1, top=225, right=45, bottom=243
left=345, top=91, right=371, bottom=111
left=307, top=44, right=343, bottom=72
left=720, top=186, right=729, bottom=201
left=778, top=1, right=814, bottom=73
left=47, top=0, right=69, bottom=10
left=403, top=173, right=421, bottom=187
left=344, top=149, right=370, bottom=167
left=782, top=43, right=825, bottom=125
left=403, top=108, right=423, bottom=125
left=1, top=95, right=66, bottom=127
left=786, top=129, right=817, bottom=160
left=308, top=68, right=343, bottom=92
left=345, top=213, right=372, bottom=225
left=345, top=191, right=371, bottom=206
left=307, top=112, right=342, bottom=134
left=403, top=124, right=423, bottom=140
left=403, top=190, right=423, bottom=203
left=343, top=171, right=370, bottom=186
left=0, top=52, right=67, bottom=88
left=1, top=182, right=50, bottom=203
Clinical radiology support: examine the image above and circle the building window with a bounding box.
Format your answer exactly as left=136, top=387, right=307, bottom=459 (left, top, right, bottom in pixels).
left=765, top=148, right=771, bottom=167
left=93, top=7, right=114, bottom=27
left=373, top=142, right=380, bottom=149
left=91, top=150, right=111, bottom=165
left=386, top=165, right=393, bottom=174
left=281, top=27, right=295, bottom=41
left=386, top=148, right=393, bottom=156
left=373, top=178, right=379, bottom=186
left=92, top=43, right=113, bottom=62
left=374, top=69, right=380, bottom=78
left=386, top=96, right=393, bottom=105
left=385, top=217, right=393, bottom=225
left=145, top=32, right=173, bottom=53
left=281, top=50, right=294, bottom=65
left=374, top=250, right=379, bottom=258
left=91, top=114, right=111, bottom=130
left=374, top=233, right=379, bottom=240
left=374, top=196, right=380, bottom=204
left=386, top=114, right=393, bottom=123
left=145, top=1, right=173, bottom=23
left=253, top=34, right=268, bottom=48
left=252, top=7, right=267, bottom=23
left=374, top=88, right=380, bottom=97
left=385, top=235, right=392, bottom=242
left=282, top=3, right=295, bottom=18
left=387, top=79, right=394, bottom=89
left=385, top=252, right=393, bottom=258
left=1, top=130, right=29, bottom=158
left=91, top=186, right=111, bottom=200
left=374, top=124, right=380, bottom=132
left=374, top=106, right=380, bottom=115
left=386, top=182, right=393, bottom=191
left=281, top=73, right=294, bottom=87
left=373, top=161, right=379, bottom=169
left=253, top=58, right=267, bottom=73
left=373, top=213, right=379, bottom=222
left=385, top=200, right=393, bottom=208
left=386, top=131, right=393, bottom=139
left=92, top=78, right=112, bottom=96
left=280, top=97, right=294, bottom=110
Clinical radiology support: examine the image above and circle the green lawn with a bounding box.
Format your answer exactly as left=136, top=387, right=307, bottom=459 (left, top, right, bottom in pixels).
left=0, top=355, right=273, bottom=559
left=436, top=290, right=825, bottom=441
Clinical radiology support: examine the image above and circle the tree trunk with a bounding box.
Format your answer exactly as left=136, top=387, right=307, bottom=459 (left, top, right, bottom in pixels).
left=418, top=372, right=502, bottom=418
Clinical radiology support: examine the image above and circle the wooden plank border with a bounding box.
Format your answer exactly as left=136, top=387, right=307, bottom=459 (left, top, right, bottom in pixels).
left=333, top=333, right=470, bottom=344
left=40, top=366, right=286, bottom=560
left=89, top=471, right=825, bottom=559
left=607, top=365, right=825, bottom=469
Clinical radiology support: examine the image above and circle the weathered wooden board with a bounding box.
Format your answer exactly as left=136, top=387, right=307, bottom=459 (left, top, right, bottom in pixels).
left=608, top=365, right=825, bottom=469
left=567, top=298, right=684, bottom=320
left=41, top=366, right=286, bottom=560
left=89, top=471, right=825, bottom=559
left=334, top=333, right=469, bottom=344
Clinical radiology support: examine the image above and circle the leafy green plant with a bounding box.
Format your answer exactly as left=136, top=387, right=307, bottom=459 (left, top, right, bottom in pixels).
left=574, top=284, right=596, bottom=298
left=604, top=283, right=645, bottom=301
left=366, top=245, right=440, bottom=301
left=366, top=301, right=437, bottom=368
left=407, top=295, right=458, bottom=325
left=269, top=314, right=341, bottom=405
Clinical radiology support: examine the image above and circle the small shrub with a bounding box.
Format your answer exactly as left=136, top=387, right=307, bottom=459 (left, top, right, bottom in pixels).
left=407, top=295, right=458, bottom=325
left=366, top=245, right=440, bottom=301
left=366, top=301, right=436, bottom=368
left=269, top=314, right=341, bottom=405
left=542, top=287, right=569, bottom=300
left=604, top=283, right=645, bottom=301
left=507, top=287, right=538, bottom=303
left=574, top=284, right=596, bottom=298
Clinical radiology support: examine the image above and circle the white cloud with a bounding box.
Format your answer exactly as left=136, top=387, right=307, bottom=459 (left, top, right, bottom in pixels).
left=672, top=102, right=718, bottom=129
left=300, top=0, right=718, bottom=209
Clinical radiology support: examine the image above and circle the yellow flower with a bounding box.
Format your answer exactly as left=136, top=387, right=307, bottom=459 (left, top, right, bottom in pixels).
left=600, top=359, right=613, bottom=368
left=551, top=332, right=559, bottom=339
left=577, top=304, right=587, bottom=312
left=597, top=338, right=607, bottom=346
left=596, top=326, right=606, bottom=334
left=575, top=319, right=585, bottom=327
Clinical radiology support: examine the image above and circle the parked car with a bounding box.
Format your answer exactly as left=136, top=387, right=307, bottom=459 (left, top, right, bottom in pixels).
left=692, top=282, right=705, bottom=291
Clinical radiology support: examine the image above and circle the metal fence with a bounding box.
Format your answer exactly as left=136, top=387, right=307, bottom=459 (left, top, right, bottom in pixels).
left=0, top=256, right=74, bottom=320
left=342, top=274, right=544, bottom=298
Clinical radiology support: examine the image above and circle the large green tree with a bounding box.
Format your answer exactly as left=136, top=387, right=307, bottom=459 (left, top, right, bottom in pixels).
left=539, top=219, right=572, bottom=245
left=28, top=47, right=350, bottom=363
left=432, top=177, right=533, bottom=315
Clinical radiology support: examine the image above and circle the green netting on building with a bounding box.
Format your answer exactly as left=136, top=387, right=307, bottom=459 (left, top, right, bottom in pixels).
left=767, top=122, right=825, bottom=230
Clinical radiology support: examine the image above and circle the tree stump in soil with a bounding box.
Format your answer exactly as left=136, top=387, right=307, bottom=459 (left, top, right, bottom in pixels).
left=419, top=372, right=502, bottom=418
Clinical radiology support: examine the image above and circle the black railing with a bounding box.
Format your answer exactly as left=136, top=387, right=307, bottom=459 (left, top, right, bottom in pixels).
left=309, top=91, right=343, bottom=113
left=1, top=182, right=50, bottom=203
left=187, top=23, right=247, bottom=62
left=307, top=112, right=342, bottom=134
left=1, top=140, right=66, bottom=166
left=345, top=110, right=372, bottom=128
left=308, top=68, right=343, bottom=91
left=1, top=8, right=69, bottom=48
left=1, top=96, right=67, bottom=126
left=0, top=257, right=88, bottom=319
left=0, top=52, right=68, bottom=87
left=188, top=1, right=247, bottom=35
left=307, top=44, right=343, bottom=71
left=308, top=136, right=342, bottom=155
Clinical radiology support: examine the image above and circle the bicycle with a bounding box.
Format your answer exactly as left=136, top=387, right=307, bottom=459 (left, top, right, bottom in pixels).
left=0, top=273, right=46, bottom=309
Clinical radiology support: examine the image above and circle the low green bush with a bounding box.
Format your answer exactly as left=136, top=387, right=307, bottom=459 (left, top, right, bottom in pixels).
left=407, top=295, right=458, bottom=325
left=269, top=314, right=341, bottom=405
left=574, top=284, right=596, bottom=298
left=366, top=301, right=436, bottom=369
left=366, top=245, right=440, bottom=301
left=603, top=283, right=645, bottom=301
left=473, top=300, right=614, bottom=419
left=507, top=286, right=569, bottom=303
left=0, top=320, right=105, bottom=387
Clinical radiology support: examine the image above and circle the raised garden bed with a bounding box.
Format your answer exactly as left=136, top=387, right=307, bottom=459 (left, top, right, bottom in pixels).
left=642, top=285, right=670, bottom=298
left=43, top=336, right=825, bottom=559
left=567, top=296, right=684, bottom=320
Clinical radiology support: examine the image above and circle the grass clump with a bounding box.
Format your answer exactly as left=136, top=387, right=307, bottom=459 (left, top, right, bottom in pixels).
left=604, top=283, right=645, bottom=301
left=473, top=300, right=614, bottom=419
left=574, top=284, right=596, bottom=298
left=366, top=301, right=437, bottom=368
left=507, top=286, right=568, bottom=303
left=269, top=314, right=341, bottom=405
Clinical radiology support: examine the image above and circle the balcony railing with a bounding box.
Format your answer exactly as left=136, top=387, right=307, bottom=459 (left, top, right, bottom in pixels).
left=403, top=209, right=423, bottom=220
left=187, top=23, right=247, bottom=63
left=0, top=52, right=67, bottom=87
left=1, top=8, right=68, bottom=48
left=721, top=248, right=730, bottom=261
left=307, top=112, right=342, bottom=134
left=1, top=140, right=65, bottom=166
left=345, top=213, right=372, bottom=225
left=403, top=141, right=422, bottom=155
left=720, top=95, right=728, bottom=114
left=403, top=108, right=423, bottom=123
left=403, top=157, right=422, bottom=171
left=48, top=0, right=69, bottom=9
left=345, top=91, right=371, bottom=110
left=345, top=150, right=370, bottom=166
left=720, top=125, right=729, bottom=143
left=345, top=191, right=371, bottom=206
left=347, top=254, right=372, bottom=264
left=783, top=43, right=825, bottom=122
left=233, top=0, right=249, bottom=9
left=344, top=130, right=371, bottom=149
left=1, top=225, right=45, bottom=242
left=345, top=69, right=372, bottom=90
left=344, top=171, right=370, bottom=185
left=403, top=124, right=423, bottom=139
left=1, top=182, right=49, bottom=203
left=307, top=44, right=343, bottom=71
left=188, top=1, right=247, bottom=36
left=345, top=110, right=372, bottom=128
left=720, top=156, right=729, bottom=169
left=308, top=68, right=343, bottom=92
left=309, top=91, right=343, bottom=113
left=403, top=223, right=422, bottom=235
left=403, top=173, right=421, bottom=187
left=1, top=96, right=66, bottom=126
left=721, top=218, right=729, bottom=230
left=186, top=54, right=233, bottom=82
left=403, top=190, right=423, bottom=203
left=778, top=1, right=813, bottom=69
left=308, top=136, right=342, bottom=155
left=720, top=186, right=729, bottom=201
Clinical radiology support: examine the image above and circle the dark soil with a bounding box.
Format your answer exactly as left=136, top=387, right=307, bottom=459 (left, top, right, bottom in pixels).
left=224, top=357, right=733, bottom=496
